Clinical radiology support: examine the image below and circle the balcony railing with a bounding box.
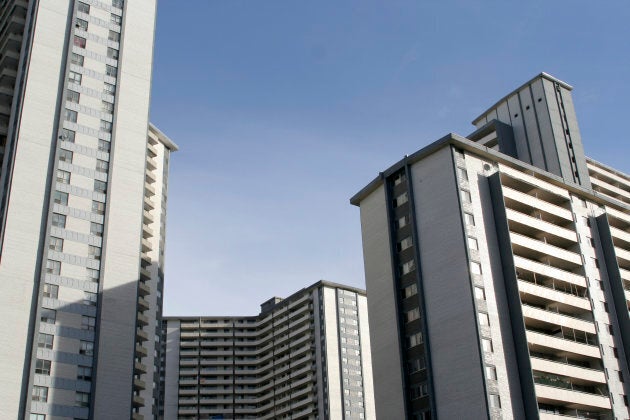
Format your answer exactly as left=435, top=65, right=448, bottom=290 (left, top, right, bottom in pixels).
left=533, top=372, right=609, bottom=397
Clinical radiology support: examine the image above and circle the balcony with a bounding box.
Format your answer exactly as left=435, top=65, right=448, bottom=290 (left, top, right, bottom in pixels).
left=138, top=281, right=150, bottom=297
left=136, top=328, right=149, bottom=342
left=137, top=312, right=149, bottom=326
left=134, top=361, right=147, bottom=374
left=510, top=233, right=583, bottom=271
left=518, top=280, right=591, bottom=314
left=614, top=246, right=630, bottom=270
left=610, top=226, right=630, bottom=249
left=133, top=377, right=146, bottom=390
left=526, top=330, right=600, bottom=359
left=514, top=256, right=586, bottom=288
left=132, top=394, right=145, bottom=407
left=522, top=304, right=595, bottom=334
left=143, top=210, right=154, bottom=224
left=507, top=208, right=577, bottom=247
left=135, top=343, right=148, bottom=357
left=137, top=296, right=150, bottom=311
left=502, top=186, right=573, bottom=223
left=530, top=357, right=606, bottom=384
left=534, top=383, right=611, bottom=410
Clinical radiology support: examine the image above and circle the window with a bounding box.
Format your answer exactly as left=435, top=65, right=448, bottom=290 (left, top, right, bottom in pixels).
left=112, top=0, right=123, bottom=8
left=478, top=312, right=490, bottom=326
left=57, top=170, right=70, bottom=184
left=105, top=47, right=120, bottom=62
left=406, top=307, right=420, bottom=323
left=76, top=391, right=90, bottom=407
left=53, top=191, right=68, bottom=206
left=100, top=120, right=112, bottom=133
left=410, top=383, right=428, bottom=399
left=86, top=268, right=100, bottom=282
left=108, top=31, right=120, bottom=42
left=49, top=237, right=63, bottom=251
left=612, top=346, right=619, bottom=359
left=37, top=333, right=54, bottom=349
left=489, top=394, right=501, bottom=408
left=75, top=18, right=88, bottom=31
left=32, top=386, right=48, bottom=402
left=464, top=212, right=475, bottom=226
left=59, top=149, right=73, bottom=163
left=408, top=356, right=426, bottom=373
left=485, top=365, right=497, bottom=380
left=78, top=366, right=92, bottom=381
left=105, top=65, right=117, bottom=77
left=468, top=236, right=479, bottom=250
left=45, top=260, right=61, bottom=275
left=102, top=101, right=114, bottom=113
left=393, top=172, right=406, bottom=186
left=83, top=292, right=97, bottom=306
left=68, top=71, right=82, bottom=85
left=96, top=159, right=108, bottom=173
left=110, top=14, right=122, bottom=25
left=98, top=139, right=110, bottom=152
left=81, top=316, right=96, bottom=331
left=618, top=370, right=624, bottom=382
left=51, top=213, right=66, bottom=228
left=77, top=2, right=90, bottom=13
left=470, top=261, right=482, bottom=275
left=92, top=201, right=105, bottom=215
left=608, top=324, right=614, bottom=335
left=403, top=283, right=417, bottom=299
left=73, top=36, right=86, bottom=48
left=71, top=53, right=84, bottom=66
left=397, top=236, right=413, bottom=252
left=400, top=260, right=416, bottom=275
left=104, top=83, right=116, bottom=95
left=79, top=340, right=94, bottom=356
left=394, top=192, right=408, bottom=207
left=482, top=338, right=493, bottom=352
left=65, top=109, right=78, bottom=123
left=39, top=308, right=57, bottom=324
left=461, top=189, right=472, bottom=203
left=61, top=128, right=75, bottom=143
left=457, top=167, right=468, bottom=181
left=474, top=286, right=486, bottom=301
left=88, top=245, right=101, bottom=260
left=66, top=90, right=80, bottom=103
left=94, top=180, right=107, bottom=193
left=395, top=215, right=408, bottom=229
left=43, top=284, right=59, bottom=299
left=407, top=331, right=423, bottom=348
left=30, top=415, right=45, bottom=420
left=35, top=359, right=51, bottom=375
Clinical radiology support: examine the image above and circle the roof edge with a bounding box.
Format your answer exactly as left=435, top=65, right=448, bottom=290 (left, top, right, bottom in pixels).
left=149, top=122, right=179, bottom=151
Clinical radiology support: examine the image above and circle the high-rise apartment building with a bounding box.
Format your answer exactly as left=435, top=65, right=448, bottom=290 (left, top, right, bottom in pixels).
left=160, top=281, right=376, bottom=420
left=0, top=1, right=177, bottom=419
left=351, top=73, right=630, bottom=419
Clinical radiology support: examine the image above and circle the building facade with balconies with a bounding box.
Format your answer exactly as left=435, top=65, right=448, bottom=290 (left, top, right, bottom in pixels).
left=0, top=1, right=177, bottom=419
left=160, top=281, right=376, bottom=420
left=351, top=73, right=630, bottom=420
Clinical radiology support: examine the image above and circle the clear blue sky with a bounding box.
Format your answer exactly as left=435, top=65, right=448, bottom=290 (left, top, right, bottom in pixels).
left=151, top=0, right=630, bottom=315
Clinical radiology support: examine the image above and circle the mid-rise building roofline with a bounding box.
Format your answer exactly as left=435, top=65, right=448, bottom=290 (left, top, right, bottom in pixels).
left=149, top=122, right=179, bottom=151
left=349, top=128, right=630, bottom=216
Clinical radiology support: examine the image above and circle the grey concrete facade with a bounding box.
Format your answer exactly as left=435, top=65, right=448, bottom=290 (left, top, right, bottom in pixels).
left=352, top=73, right=630, bottom=420
left=0, top=1, right=177, bottom=419
left=159, top=281, right=376, bottom=420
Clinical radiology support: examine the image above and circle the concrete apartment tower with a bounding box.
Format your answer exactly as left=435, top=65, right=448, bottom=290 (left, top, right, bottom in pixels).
left=0, top=1, right=178, bottom=419
left=159, top=281, right=376, bottom=420
left=351, top=73, right=630, bottom=419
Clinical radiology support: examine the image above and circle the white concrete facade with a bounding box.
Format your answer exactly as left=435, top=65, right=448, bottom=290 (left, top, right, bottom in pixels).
left=352, top=74, right=630, bottom=420
left=0, top=1, right=176, bottom=419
